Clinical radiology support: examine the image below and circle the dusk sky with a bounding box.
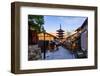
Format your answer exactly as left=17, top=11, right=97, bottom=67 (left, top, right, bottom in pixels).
left=43, top=16, right=87, bottom=33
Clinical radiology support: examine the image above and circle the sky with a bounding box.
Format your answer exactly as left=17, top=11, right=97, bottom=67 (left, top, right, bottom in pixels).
left=43, top=15, right=87, bottom=33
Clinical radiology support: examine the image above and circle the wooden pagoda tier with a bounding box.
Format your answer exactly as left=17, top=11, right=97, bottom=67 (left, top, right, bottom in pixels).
left=56, top=24, right=65, bottom=40
left=57, top=35, right=64, bottom=37
left=57, top=29, right=64, bottom=32
left=56, top=32, right=64, bottom=34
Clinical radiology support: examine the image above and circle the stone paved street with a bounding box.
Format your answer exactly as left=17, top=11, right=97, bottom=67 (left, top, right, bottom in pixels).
left=42, top=46, right=75, bottom=60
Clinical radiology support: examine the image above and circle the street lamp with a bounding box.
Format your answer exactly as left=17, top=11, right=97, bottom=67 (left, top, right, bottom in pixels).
left=41, top=26, right=46, bottom=59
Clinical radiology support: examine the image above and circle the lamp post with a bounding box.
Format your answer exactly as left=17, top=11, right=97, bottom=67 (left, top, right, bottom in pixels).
left=43, top=32, right=46, bottom=59
left=41, top=26, right=46, bottom=59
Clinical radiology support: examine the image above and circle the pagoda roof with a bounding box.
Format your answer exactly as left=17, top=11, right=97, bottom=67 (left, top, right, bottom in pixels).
left=57, top=29, right=64, bottom=32
left=56, top=32, right=64, bottom=34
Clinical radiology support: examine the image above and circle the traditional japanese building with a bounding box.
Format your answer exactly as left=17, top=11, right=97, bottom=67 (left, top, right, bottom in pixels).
left=75, top=18, right=88, bottom=52
left=63, top=18, right=88, bottom=56
left=56, top=24, right=65, bottom=40
left=28, top=29, right=38, bottom=45
left=38, top=32, right=57, bottom=41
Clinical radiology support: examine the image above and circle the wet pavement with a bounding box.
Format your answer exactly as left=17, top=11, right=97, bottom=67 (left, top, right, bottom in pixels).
left=42, top=46, right=75, bottom=60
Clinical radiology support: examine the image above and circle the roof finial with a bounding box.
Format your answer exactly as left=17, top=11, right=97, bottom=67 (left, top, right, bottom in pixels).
left=60, top=24, right=61, bottom=29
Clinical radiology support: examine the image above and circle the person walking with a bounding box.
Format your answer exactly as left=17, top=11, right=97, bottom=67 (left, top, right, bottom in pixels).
left=49, top=41, right=56, bottom=52
left=54, top=39, right=59, bottom=51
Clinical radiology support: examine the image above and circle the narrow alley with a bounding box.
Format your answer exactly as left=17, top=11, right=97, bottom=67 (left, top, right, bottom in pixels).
left=42, top=46, right=75, bottom=60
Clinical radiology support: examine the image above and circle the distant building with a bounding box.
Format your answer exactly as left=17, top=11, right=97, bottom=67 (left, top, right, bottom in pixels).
left=56, top=24, right=65, bottom=40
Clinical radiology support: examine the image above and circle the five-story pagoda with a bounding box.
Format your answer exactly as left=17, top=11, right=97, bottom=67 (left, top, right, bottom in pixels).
left=56, top=24, right=65, bottom=41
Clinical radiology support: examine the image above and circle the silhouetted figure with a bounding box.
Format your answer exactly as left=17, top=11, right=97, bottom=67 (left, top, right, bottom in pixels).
left=49, top=41, right=56, bottom=52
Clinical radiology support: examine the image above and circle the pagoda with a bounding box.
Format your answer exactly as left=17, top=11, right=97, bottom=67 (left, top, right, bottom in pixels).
left=56, top=24, right=65, bottom=40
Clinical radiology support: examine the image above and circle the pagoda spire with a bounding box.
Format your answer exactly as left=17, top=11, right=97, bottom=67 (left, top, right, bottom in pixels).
left=60, top=24, right=61, bottom=29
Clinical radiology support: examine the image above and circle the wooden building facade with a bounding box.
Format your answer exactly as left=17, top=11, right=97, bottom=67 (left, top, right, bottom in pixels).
left=38, top=32, right=57, bottom=41
left=63, top=18, right=88, bottom=55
